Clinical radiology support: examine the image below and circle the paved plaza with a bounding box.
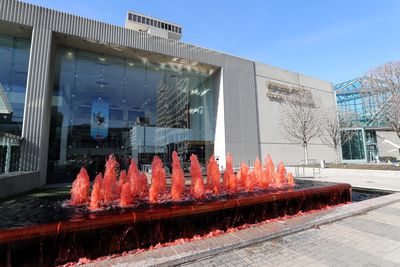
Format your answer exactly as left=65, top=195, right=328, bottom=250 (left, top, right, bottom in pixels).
left=286, top=167, right=400, bottom=191
left=183, top=201, right=400, bottom=267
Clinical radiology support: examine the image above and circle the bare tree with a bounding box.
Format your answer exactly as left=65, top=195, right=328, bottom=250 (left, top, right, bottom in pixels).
left=320, top=107, right=354, bottom=164
left=280, top=91, right=321, bottom=165
left=361, top=61, right=400, bottom=138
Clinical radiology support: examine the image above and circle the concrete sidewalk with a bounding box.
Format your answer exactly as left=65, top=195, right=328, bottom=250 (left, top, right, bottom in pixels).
left=85, top=192, right=400, bottom=267
left=286, top=167, right=400, bottom=191
left=184, top=200, right=400, bottom=267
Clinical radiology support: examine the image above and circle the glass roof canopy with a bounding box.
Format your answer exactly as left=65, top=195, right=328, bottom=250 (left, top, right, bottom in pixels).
left=334, top=76, right=388, bottom=128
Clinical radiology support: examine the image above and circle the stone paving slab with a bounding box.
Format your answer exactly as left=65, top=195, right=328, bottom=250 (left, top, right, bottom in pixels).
left=186, top=200, right=400, bottom=267
left=84, top=192, right=400, bottom=267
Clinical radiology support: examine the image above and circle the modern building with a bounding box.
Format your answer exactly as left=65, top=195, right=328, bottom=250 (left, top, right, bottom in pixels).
left=335, top=77, right=400, bottom=163
left=0, top=0, right=336, bottom=197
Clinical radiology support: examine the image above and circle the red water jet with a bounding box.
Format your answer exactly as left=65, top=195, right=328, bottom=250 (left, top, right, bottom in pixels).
left=245, top=170, right=256, bottom=192
left=89, top=173, right=103, bottom=210
left=287, top=172, right=295, bottom=187
left=207, top=155, right=221, bottom=194
left=102, top=155, right=118, bottom=203
left=253, top=158, right=264, bottom=187
left=149, top=156, right=166, bottom=203
left=171, top=151, right=185, bottom=201
left=128, top=160, right=141, bottom=198
left=139, top=172, right=149, bottom=198
left=119, top=182, right=132, bottom=207
left=224, top=154, right=238, bottom=193
left=238, top=162, right=249, bottom=188
left=190, top=154, right=205, bottom=199
left=116, top=170, right=126, bottom=196
left=70, top=167, right=90, bottom=205
left=265, top=155, right=276, bottom=185
left=276, top=161, right=287, bottom=186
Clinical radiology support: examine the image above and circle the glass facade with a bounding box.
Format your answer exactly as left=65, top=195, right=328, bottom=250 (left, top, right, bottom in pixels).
left=0, top=35, right=30, bottom=173
left=335, top=77, right=388, bottom=127
left=47, top=47, right=216, bottom=183
left=341, top=129, right=366, bottom=161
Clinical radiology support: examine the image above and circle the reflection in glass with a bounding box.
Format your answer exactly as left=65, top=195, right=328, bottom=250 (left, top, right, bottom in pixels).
left=0, top=35, right=30, bottom=173
left=47, top=47, right=216, bottom=183
left=341, top=129, right=365, bottom=160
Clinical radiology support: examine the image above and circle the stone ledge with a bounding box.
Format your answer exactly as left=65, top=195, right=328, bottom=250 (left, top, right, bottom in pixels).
left=0, top=171, right=41, bottom=199
left=85, top=192, right=400, bottom=267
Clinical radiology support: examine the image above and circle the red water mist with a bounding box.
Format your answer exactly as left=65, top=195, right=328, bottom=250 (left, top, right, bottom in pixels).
left=238, top=162, right=249, bottom=188
left=149, top=156, right=166, bottom=204
left=171, top=151, right=185, bottom=201
left=276, top=161, right=287, bottom=186
left=139, top=172, right=149, bottom=199
left=119, top=182, right=132, bottom=207
left=190, top=154, right=205, bottom=199
left=70, top=167, right=90, bottom=205
left=287, top=172, right=295, bottom=187
left=102, top=155, right=118, bottom=203
left=116, top=170, right=127, bottom=197
left=207, top=155, right=221, bottom=194
left=128, top=160, right=141, bottom=198
left=253, top=158, right=264, bottom=187
left=265, top=155, right=276, bottom=186
left=245, top=170, right=256, bottom=192
left=89, top=173, right=103, bottom=211
left=224, top=154, right=239, bottom=193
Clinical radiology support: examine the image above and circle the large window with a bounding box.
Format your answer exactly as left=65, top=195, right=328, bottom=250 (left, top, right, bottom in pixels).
left=0, top=35, right=30, bottom=174
left=341, top=129, right=366, bottom=161
left=47, top=47, right=216, bottom=183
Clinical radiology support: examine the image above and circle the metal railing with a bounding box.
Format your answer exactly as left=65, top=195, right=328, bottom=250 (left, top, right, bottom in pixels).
left=0, top=132, right=22, bottom=174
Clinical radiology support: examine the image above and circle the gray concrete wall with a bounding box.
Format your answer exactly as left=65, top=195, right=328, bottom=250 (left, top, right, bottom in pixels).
left=376, top=130, right=400, bottom=160
left=255, top=63, right=336, bottom=164
left=0, top=171, right=40, bottom=199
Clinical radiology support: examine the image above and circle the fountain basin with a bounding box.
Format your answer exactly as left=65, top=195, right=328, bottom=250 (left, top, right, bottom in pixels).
left=0, top=182, right=351, bottom=266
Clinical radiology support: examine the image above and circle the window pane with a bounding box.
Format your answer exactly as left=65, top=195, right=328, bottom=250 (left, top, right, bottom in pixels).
left=0, top=34, right=30, bottom=174
left=47, top=47, right=216, bottom=183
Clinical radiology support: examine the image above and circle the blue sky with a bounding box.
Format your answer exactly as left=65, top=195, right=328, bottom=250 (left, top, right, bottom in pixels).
left=25, top=0, right=400, bottom=84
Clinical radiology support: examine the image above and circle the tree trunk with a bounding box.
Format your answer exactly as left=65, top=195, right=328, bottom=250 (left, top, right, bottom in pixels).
left=303, top=142, right=309, bottom=165
left=334, top=148, right=339, bottom=164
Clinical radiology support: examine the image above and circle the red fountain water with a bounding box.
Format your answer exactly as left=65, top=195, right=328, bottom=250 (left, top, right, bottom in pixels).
left=70, top=152, right=297, bottom=209
left=128, top=160, right=141, bottom=198
left=206, top=155, right=221, bottom=194
left=253, top=158, right=264, bottom=187
left=287, top=172, right=295, bottom=187
left=149, top=156, right=166, bottom=204
left=89, top=173, right=103, bottom=211
left=223, top=154, right=238, bottom=193
left=102, top=155, right=118, bottom=202
left=190, top=154, right=205, bottom=199
left=119, top=182, right=132, bottom=207
left=276, top=161, right=287, bottom=186
left=246, top=170, right=256, bottom=192
left=116, top=170, right=126, bottom=196
left=70, top=167, right=90, bottom=205
left=139, top=172, right=149, bottom=198
left=265, top=155, right=276, bottom=185
left=238, top=162, right=249, bottom=188
left=171, top=151, right=185, bottom=201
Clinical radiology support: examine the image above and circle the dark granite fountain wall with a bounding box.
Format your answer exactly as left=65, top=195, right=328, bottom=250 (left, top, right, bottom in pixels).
left=0, top=183, right=351, bottom=266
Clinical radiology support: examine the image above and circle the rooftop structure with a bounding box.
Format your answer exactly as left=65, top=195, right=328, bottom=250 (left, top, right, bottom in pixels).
left=125, top=11, right=182, bottom=40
